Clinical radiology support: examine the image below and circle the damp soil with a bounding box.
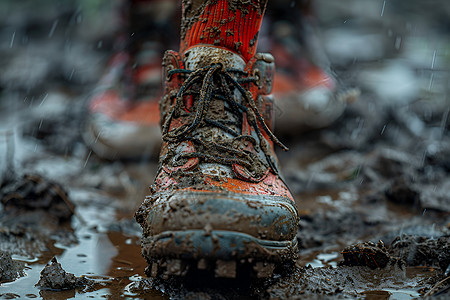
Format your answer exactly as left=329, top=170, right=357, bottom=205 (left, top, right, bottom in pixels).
left=1, top=0, right=450, bottom=299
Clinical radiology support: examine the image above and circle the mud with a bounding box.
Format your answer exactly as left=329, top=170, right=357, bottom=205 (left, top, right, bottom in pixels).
left=1, top=0, right=450, bottom=299
left=36, top=257, right=90, bottom=291
left=227, top=0, right=266, bottom=15
left=1, top=173, right=74, bottom=222
left=340, top=241, right=403, bottom=269
left=390, top=235, right=450, bottom=271
left=180, top=0, right=209, bottom=40
left=266, top=264, right=427, bottom=299
left=0, top=251, right=24, bottom=284
left=0, top=173, right=77, bottom=261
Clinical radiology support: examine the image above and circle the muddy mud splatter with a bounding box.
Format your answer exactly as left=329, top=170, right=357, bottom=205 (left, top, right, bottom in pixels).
left=228, top=0, right=267, bottom=15
left=390, top=235, right=450, bottom=271
left=340, top=241, right=404, bottom=269
left=0, top=251, right=25, bottom=284
left=180, top=0, right=209, bottom=40
left=1, top=173, right=74, bottom=222
left=36, top=257, right=91, bottom=291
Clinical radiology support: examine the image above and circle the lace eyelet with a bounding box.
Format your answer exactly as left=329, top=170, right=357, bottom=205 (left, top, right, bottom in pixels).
left=252, top=68, right=262, bottom=88
left=165, top=64, right=174, bottom=81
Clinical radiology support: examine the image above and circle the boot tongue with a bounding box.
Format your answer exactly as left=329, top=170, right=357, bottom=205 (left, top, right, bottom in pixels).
left=179, top=46, right=250, bottom=177
left=180, top=46, right=246, bottom=143
left=183, top=46, right=246, bottom=71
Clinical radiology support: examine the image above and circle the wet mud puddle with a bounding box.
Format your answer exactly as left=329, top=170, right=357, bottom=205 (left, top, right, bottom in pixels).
left=0, top=193, right=160, bottom=299
left=0, top=246, right=435, bottom=299
left=298, top=250, right=434, bottom=299
left=1, top=186, right=445, bottom=299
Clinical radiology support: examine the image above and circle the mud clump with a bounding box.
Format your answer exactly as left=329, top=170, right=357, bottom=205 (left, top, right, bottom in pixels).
left=36, top=257, right=91, bottom=291
left=266, top=264, right=408, bottom=299
left=340, top=241, right=404, bottom=269
left=0, top=173, right=77, bottom=259
left=0, top=251, right=25, bottom=283
left=390, top=235, right=450, bottom=272
left=0, top=173, right=74, bottom=222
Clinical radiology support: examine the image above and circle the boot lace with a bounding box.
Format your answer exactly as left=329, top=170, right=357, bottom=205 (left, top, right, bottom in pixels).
left=161, top=63, right=288, bottom=178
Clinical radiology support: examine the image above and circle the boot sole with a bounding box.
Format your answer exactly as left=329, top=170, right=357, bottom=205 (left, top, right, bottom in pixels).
left=142, top=229, right=298, bottom=278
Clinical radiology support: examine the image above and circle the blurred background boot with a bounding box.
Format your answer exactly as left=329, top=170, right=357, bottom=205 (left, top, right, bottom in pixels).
left=82, top=0, right=178, bottom=160
left=260, top=0, right=359, bottom=134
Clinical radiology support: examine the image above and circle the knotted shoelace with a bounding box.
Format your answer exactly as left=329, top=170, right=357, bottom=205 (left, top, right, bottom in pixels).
left=161, top=63, right=288, bottom=178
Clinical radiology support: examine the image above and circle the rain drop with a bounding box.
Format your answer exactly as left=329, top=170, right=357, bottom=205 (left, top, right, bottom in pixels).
left=48, top=19, right=59, bottom=38
left=420, top=149, right=427, bottom=167
left=68, top=68, right=75, bottom=81
left=440, top=108, right=449, bottom=138
left=428, top=50, right=436, bottom=90
left=94, top=130, right=102, bottom=143
left=10, top=31, right=15, bottom=48
left=431, top=49, right=437, bottom=69
left=84, top=150, right=93, bottom=168
left=38, top=93, right=49, bottom=107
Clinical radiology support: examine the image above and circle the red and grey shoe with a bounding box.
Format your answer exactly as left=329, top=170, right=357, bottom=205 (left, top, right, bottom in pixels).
left=135, top=0, right=299, bottom=278
left=83, top=0, right=177, bottom=159
left=263, top=2, right=359, bottom=133
left=83, top=45, right=163, bottom=159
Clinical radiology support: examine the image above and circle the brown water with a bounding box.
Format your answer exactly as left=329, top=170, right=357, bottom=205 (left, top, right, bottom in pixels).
left=0, top=187, right=440, bottom=299
left=0, top=202, right=158, bottom=299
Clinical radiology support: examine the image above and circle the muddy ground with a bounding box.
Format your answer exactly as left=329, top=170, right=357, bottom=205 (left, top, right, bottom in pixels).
left=0, top=0, right=449, bottom=299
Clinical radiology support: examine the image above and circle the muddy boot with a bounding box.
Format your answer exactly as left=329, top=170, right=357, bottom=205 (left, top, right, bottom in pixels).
left=262, top=0, right=359, bottom=134
left=135, top=0, right=299, bottom=279
left=82, top=0, right=178, bottom=159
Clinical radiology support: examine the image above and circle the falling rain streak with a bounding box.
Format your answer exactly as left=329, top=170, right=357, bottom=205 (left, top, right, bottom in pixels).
left=84, top=150, right=93, bottom=168
left=68, top=68, right=75, bottom=81
left=48, top=19, right=59, bottom=38
left=381, top=0, right=386, bottom=16
left=429, top=50, right=436, bottom=90
left=10, top=31, right=15, bottom=48
left=38, top=93, right=49, bottom=107
left=440, top=108, right=449, bottom=138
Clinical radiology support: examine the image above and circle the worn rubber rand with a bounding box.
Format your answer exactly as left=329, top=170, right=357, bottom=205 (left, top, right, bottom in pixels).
left=142, top=229, right=298, bottom=278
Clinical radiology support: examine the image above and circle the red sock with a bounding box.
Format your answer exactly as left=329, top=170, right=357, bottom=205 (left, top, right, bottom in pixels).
left=180, top=0, right=267, bottom=62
